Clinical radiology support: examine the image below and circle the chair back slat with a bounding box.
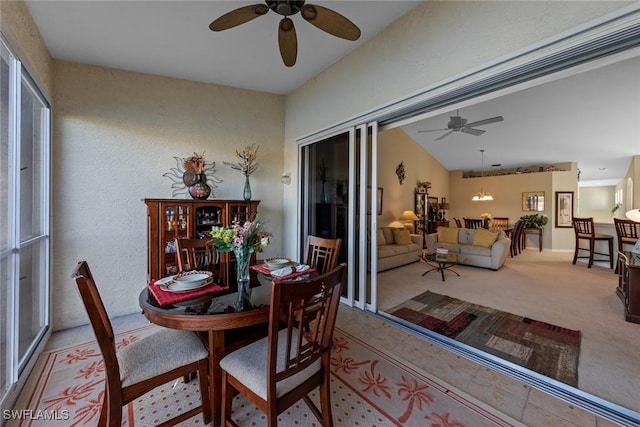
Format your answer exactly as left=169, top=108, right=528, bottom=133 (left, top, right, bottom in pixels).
left=614, top=218, right=640, bottom=240
left=510, top=219, right=526, bottom=256
left=492, top=217, right=509, bottom=231
left=453, top=217, right=462, bottom=228
left=572, top=217, right=594, bottom=236
left=267, top=264, right=345, bottom=389
left=71, top=261, right=120, bottom=385
left=304, top=235, right=341, bottom=274
left=463, top=218, right=484, bottom=229
left=175, top=238, right=219, bottom=272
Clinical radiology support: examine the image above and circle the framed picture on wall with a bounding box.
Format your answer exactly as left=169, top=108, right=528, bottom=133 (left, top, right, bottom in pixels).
left=522, top=191, right=545, bottom=211
left=555, top=191, right=574, bottom=228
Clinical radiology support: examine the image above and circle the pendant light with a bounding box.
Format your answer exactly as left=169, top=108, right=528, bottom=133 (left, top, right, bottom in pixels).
left=472, top=149, right=494, bottom=201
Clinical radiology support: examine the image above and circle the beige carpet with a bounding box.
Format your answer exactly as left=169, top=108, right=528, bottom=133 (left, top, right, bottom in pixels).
left=377, top=249, right=639, bottom=414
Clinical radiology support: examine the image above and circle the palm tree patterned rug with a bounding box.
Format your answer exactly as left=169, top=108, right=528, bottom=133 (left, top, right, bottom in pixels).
left=387, top=291, right=581, bottom=387
left=8, top=322, right=523, bottom=427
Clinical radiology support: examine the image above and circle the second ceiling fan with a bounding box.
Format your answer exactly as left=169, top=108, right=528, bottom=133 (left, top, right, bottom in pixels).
left=209, top=1, right=361, bottom=67
left=419, top=110, right=504, bottom=141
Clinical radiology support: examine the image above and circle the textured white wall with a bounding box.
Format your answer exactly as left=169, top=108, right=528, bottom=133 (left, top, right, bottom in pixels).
left=281, top=1, right=631, bottom=256
left=52, top=61, right=285, bottom=330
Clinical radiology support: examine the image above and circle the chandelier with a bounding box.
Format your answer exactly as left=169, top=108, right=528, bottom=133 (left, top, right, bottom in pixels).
left=472, top=149, right=494, bottom=202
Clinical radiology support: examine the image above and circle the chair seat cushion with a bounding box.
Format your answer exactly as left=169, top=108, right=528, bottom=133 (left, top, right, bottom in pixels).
left=220, top=328, right=321, bottom=400
left=117, top=329, right=207, bottom=387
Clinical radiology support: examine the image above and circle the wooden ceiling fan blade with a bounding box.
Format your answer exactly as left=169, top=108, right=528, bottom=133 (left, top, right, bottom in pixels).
left=209, top=4, right=269, bottom=31
left=465, top=116, right=504, bottom=128
left=301, top=4, right=361, bottom=41
left=278, top=17, right=297, bottom=67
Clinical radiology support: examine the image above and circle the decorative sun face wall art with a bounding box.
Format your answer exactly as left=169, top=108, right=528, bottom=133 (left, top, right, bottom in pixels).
left=163, top=152, right=223, bottom=199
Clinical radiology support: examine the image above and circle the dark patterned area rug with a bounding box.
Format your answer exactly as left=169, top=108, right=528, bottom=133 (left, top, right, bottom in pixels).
left=387, top=291, right=581, bottom=387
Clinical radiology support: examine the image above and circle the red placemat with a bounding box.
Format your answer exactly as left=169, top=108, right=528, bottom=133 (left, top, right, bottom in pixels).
left=148, top=280, right=227, bottom=306
left=251, top=264, right=316, bottom=280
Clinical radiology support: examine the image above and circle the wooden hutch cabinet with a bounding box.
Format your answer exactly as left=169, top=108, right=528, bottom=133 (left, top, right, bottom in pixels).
left=144, top=199, right=259, bottom=280
left=616, top=251, right=640, bottom=323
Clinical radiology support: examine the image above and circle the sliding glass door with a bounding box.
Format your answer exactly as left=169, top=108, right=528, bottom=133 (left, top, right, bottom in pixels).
left=299, top=123, right=378, bottom=310
left=0, top=37, right=51, bottom=411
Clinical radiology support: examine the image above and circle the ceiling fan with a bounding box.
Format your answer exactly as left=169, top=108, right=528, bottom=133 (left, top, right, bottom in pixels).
left=418, top=110, right=504, bottom=141
left=209, top=1, right=361, bottom=67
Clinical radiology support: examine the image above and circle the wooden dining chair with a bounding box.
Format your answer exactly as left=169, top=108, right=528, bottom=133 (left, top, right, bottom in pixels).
left=614, top=218, right=640, bottom=273
left=463, top=218, right=484, bottom=229
left=491, top=217, right=509, bottom=232
left=572, top=217, right=614, bottom=269
left=72, top=261, right=211, bottom=426
left=175, top=237, right=219, bottom=272
left=220, top=263, right=346, bottom=427
left=510, top=219, right=526, bottom=257
left=453, top=217, right=462, bottom=228
left=304, top=235, right=342, bottom=274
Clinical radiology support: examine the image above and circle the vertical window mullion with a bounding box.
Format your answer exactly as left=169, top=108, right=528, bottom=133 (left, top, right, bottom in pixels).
left=7, top=47, right=20, bottom=388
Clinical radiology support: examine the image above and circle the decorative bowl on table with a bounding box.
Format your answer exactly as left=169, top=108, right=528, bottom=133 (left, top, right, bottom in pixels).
left=264, top=257, right=292, bottom=270
left=172, top=271, right=213, bottom=289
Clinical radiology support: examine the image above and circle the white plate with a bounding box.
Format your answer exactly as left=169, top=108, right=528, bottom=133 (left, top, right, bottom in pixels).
left=162, top=279, right=212, bottom=293
left=155, top=276, right=175, bottom=286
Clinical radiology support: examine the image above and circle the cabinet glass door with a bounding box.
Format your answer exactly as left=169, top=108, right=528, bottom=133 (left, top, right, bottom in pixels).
left=161, top=204, right=190, bottom=275
left=228, top=203, right=253, bottom=224
left=195, top=204, right=223, bottom=238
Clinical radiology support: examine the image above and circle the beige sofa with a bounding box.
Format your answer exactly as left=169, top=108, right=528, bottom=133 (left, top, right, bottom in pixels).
left=376, top=227, right=423, bottom=272
left=425, top=227, right=510, bottom=271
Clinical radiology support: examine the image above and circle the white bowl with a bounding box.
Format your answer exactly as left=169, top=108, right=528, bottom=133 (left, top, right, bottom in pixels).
left=175, top=273, right=211, bottom=288
left=265, top=258, right=291, bottom=270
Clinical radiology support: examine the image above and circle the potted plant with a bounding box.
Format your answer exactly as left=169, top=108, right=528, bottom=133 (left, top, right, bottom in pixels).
left=520, top=213, right=549, bottom=229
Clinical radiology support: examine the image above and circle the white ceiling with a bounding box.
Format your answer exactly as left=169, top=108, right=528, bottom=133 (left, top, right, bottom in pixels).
left=24, top=0, right=421, bottom=94
left=24, top=1, right=639, bottom=185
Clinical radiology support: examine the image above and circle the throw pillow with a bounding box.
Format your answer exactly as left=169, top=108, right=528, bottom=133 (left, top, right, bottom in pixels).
left=473, top=229, right=499, bottom=247
left=376, top=228, right=386, bottom=246
left=392, top=228, right=413, bottom=245
left=438, top=227, right=459, bottom=244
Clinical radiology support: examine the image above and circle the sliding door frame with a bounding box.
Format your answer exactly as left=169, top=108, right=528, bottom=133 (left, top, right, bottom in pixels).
left=294, top=6, right=640, bottom=425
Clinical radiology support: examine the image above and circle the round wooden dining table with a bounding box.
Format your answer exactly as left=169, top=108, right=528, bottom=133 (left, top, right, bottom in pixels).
left=138, top=285, right=270, bottom=427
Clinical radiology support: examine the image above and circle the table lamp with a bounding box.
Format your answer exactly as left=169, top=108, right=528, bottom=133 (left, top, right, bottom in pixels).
left=399, top=210, right=419, bottom=233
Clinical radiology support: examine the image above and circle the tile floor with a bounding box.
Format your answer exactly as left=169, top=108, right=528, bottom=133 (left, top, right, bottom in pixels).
left=45, top=306, right=626, bottom=427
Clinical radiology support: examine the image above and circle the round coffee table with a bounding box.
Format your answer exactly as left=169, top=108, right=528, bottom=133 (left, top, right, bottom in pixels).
left=419, top=251, right=460, bottom=282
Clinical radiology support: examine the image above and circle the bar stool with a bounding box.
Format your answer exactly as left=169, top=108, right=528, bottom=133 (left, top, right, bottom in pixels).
left=572, top=217, right=614, bottom=269
left=613, top=218, right=640, bottom=273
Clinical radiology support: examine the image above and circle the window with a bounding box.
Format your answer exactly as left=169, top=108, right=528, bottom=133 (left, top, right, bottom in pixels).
left=0, top=36, right=51, bottom=409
